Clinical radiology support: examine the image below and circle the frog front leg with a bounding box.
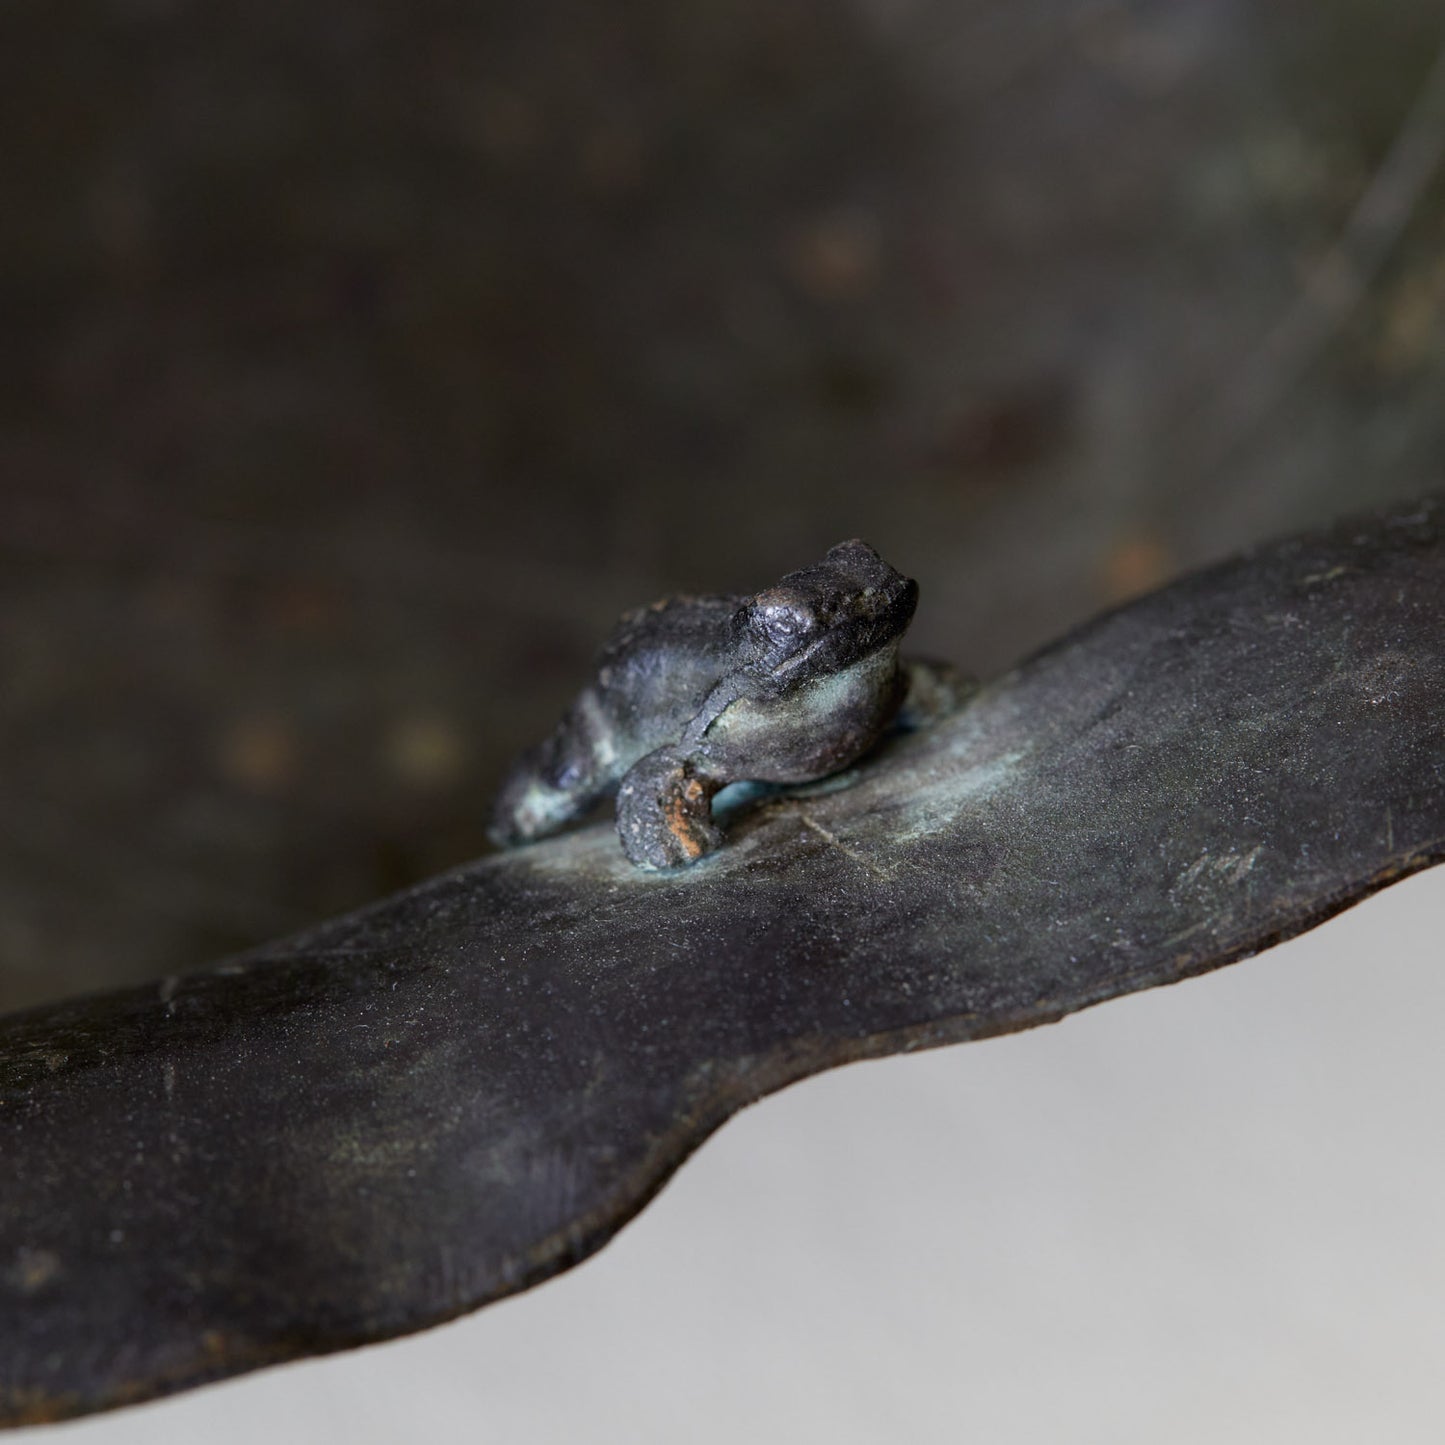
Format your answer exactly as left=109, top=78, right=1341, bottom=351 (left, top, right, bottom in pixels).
left=615, top=746, right=725, bottom=870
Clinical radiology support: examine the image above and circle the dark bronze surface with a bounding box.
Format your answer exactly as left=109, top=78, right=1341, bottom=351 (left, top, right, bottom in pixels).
left=2, top=498, right=1442, bottom=1425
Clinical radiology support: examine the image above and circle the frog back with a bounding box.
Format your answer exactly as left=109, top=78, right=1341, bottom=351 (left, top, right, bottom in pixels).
left=590, top=593, right=743, bottom=754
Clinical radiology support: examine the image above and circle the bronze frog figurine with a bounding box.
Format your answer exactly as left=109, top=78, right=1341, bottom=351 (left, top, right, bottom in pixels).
left=489, top=541, right=964, bottom=869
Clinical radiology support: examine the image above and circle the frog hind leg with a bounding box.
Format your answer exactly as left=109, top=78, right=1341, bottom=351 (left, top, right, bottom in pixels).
left=893, top=657, right=979, bottom=732
left=488, top=752, right=594, bottom=846
left=615, top=747, right=725, bottom=870
left=488, top=696, right=619, bottom=847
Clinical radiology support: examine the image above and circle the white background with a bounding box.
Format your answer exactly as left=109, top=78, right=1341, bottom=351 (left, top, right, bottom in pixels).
left=21, top=866, right=1445, bottom=1444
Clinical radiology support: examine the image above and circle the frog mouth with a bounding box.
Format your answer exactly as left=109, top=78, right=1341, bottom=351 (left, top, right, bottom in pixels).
left=768, top=627, right=896, bottom=681
left=768, top=634, right=831, bottom=679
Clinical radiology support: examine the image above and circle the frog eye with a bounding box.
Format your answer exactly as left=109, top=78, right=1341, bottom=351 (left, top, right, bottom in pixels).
left=751, top=599, right=816, bottom=643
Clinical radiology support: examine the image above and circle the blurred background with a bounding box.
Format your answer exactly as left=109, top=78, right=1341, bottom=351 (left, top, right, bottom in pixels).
left=2, top=0, right=1444, bottom=1012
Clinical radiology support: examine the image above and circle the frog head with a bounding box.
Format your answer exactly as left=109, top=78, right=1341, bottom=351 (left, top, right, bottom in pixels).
left=737, top=540, right=918, bottom=691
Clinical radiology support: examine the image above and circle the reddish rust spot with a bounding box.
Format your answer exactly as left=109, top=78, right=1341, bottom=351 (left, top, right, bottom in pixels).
left=661, top=775, right=711, bottom=859
left=663, top=793, right=704, bottom=858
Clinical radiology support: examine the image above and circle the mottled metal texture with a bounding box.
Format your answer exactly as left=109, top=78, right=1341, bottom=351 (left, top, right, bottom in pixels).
left=2, top=498, right=1442, bottom=1426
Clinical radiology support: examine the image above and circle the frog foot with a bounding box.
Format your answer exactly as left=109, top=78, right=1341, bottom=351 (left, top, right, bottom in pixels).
left=616, top=748, right=724, bottom=870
